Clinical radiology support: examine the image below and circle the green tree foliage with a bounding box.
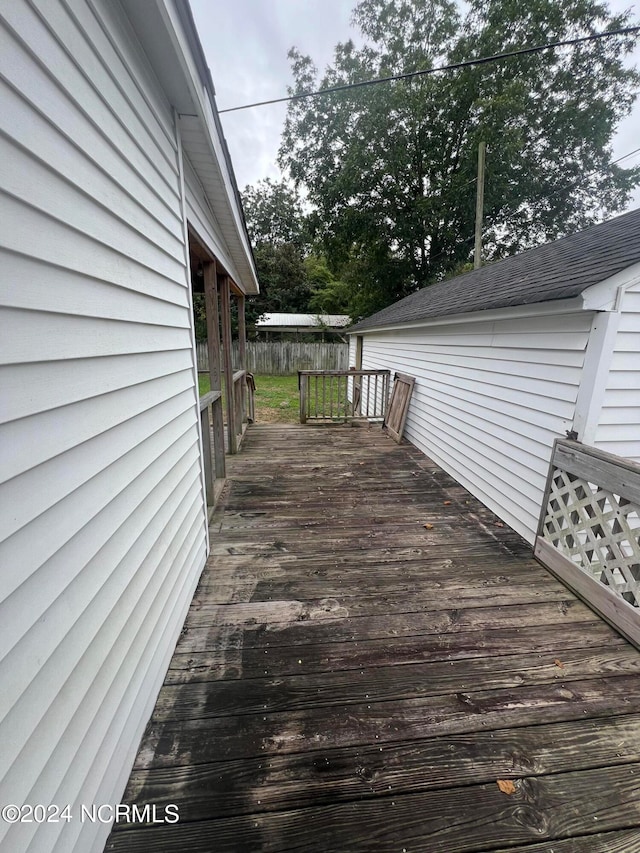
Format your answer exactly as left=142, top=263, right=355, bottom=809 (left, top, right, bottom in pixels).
left=305, top=255, right=351, bottom=313
left=242, top=177, right=308, bottom=248
left=279, top=0, right=640, bottom=317
left=249, top=242, right=312, bottom=323
left=192, top=292, right=207, bottom=341
left=241, top=178, right=313, bottom=325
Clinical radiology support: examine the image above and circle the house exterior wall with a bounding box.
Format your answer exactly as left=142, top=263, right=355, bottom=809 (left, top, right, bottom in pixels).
left=593, top=281, right=640, bottom=461
left=0, top=2, right=210, bottom=851
left=349, top=335, right=358, bottom=366
left=357, top=309, right=594, bottom=543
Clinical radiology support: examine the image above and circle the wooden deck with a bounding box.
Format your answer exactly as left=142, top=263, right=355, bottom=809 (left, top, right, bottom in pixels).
left=106, top=424, right=640, bottom=852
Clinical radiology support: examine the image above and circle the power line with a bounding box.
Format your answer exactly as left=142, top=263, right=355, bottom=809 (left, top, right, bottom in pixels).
left=218, top=26, right=640, bottom=114
left=613, top=145, right=640, bottom=164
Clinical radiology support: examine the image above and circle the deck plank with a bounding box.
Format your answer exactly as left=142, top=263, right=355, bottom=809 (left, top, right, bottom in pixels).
left=105, top=424, right=640, bottom=852
left=119, top=714, right=640, bottom=821
left=108, top=763, right=640, bottom=851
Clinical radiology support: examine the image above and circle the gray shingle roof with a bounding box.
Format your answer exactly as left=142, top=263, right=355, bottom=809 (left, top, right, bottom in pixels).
left=350, top=206, right=640, bottom=333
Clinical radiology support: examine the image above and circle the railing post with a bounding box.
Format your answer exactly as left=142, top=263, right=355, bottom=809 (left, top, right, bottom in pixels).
left=199, top=402, right=214, bottom=506
left=234, top=372, right=243, bottom=438
left=247, top=373, right=256, bottom=423
left=203, top=261, right=226, bottom=479
left=220, top=275, right=237, bottom=454
left=299, top=372, right=307, bottom=424
left=237, top=293, right=248, bottom=425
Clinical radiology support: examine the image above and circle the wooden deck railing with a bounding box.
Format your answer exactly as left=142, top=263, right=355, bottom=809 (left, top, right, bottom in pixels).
left=298, top=369, right=391, bottom=423
left=232, top=369, right=255, bottom=434
left=199, top=390, right=224, bottom=509
left=535, top=438, right=640, bottom=648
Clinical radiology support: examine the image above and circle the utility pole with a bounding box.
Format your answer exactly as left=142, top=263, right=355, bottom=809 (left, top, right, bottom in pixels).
left=474, top=140, right=486, bottom=270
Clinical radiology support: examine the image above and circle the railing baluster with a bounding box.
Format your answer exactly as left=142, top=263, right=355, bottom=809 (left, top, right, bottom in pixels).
left=329, top=374, right=333, bottom=419
left=365, top=374, right=369, bottom=418
left=315, top=374, right=318, bottom=419
left=345, top=373, right=349, bottom=420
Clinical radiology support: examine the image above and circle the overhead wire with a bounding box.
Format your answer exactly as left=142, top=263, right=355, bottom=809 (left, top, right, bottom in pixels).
left=218, top=26, right=640, bottom=114
left=218, top=23, right=640, bottom=273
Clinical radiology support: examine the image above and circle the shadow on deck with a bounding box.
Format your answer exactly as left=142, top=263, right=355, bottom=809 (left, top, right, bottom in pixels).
left=107, top=424, right=640, bottom=852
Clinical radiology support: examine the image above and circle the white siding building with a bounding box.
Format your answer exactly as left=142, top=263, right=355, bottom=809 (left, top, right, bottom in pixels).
left=350, top=210, right=640, bottom=544
left=0, top=2, right=257, bottom=852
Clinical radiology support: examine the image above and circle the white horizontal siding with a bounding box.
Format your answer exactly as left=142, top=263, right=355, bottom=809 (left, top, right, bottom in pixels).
left=349, top=335, right=357, bottom=366
left=594, top=283, right=640, bottom=460
left=0, top=3, right=208, bottom=853
left=359, top=310, right=593, bottom=542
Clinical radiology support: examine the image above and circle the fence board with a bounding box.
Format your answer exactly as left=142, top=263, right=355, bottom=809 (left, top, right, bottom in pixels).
left=197, top=342, right=349, bottom=375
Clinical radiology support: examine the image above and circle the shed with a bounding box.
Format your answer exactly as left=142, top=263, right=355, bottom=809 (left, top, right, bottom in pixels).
left=0, top=2, right=256, bottom=852
left=349, top=208, right=640, bottom=544
left=255, top=312, right=351, bottom=340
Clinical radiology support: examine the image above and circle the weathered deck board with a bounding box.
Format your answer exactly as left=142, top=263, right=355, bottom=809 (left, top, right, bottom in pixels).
left=135, top=673, right=640, bottom=765
left=112, top=714, right=640, bottom=821
left=106, top=424, right=640, bottom=852
left=166, top=621, right=624, bottom=683
left=152, top=647, right=640, bottom=720
left=109, top=764, right=640, bottom=852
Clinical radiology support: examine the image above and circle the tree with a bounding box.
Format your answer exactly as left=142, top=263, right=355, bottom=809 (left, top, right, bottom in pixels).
left=241, top=179, right=312, bottom=326
left=305, top=255, right=351, bottom=314
left=279, top=0, right=640, bottom=317
left=242, top=177, right=308, bottom=248
left=248, top=242, right=312, bottom=324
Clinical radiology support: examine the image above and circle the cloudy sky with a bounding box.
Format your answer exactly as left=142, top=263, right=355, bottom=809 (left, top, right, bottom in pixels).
left=190, top=0, right=640, bottom=205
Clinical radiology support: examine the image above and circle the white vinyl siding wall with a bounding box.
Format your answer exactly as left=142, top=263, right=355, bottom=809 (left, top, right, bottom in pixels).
left=0, top=2, right=207, bottom=852
left=349, top=335, right=357, bottom=366
left=594, top=282, right=640, bottom=461
left=359, top=311, right=593, bottom=543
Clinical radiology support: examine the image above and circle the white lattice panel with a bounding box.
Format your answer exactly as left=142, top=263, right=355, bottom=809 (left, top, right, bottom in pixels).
left=541, top=467, right=640, bottom=607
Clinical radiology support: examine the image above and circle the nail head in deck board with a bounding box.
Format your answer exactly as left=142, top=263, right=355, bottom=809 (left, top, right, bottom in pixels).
left=106, top=763, right=640, bottom=852
left=108, top=424, right=640, bottom=853
left=118, top=714, right=640, bottom=822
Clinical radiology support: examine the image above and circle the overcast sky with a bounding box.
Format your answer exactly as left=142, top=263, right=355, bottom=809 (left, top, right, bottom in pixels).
left=190, top=0, right=640, bottom=206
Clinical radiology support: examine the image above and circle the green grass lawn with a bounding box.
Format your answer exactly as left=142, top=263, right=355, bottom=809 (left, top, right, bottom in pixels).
left=198, top=373, right=299, bottom=423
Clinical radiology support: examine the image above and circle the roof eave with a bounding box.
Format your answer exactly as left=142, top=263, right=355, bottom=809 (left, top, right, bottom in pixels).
left=580, top=260, right=640, bottom=311
left=348, top=295, right=591, bottom=335
left=121, top=0, right=259, bottom=294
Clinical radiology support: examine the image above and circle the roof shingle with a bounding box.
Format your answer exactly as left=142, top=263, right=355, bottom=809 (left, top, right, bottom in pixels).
left=350, top=207, right=640, bottom=333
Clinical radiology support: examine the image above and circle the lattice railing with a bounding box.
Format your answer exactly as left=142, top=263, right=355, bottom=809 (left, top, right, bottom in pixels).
left=535, top=439, right=640, bottom=646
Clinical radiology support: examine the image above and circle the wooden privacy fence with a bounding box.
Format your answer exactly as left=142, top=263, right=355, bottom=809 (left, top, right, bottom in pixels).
left=535, top=439, right=640, bottom=648
left=299, top=369, right=391, bottom=423
left=197, top=341, right=349, bottom=375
